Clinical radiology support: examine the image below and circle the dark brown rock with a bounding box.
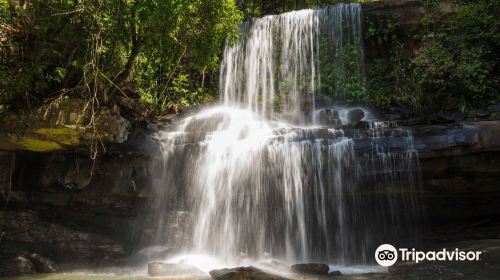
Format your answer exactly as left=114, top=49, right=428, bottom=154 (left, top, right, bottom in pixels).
left=210, top=267, right=290, bottom=280
left=0, top=210, right=126, bottom=264
left=329, top=270, right=342, bottom=277
left=0, top=247, right=57, bottom=277
left=27, top=253, right=57, bottom=273
left=410, top=120, right=500, bottom=159
left=291, top=263, right=330, bottom=275
left=0, top=254, right=35, bottom=277
left=346, top=109, right=365, bottom=126
left=158, top=114, right=178, bottom=124
left=0, top=151, right=14, bottom=200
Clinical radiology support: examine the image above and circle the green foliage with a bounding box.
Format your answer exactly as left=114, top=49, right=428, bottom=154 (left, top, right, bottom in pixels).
left=320, top=43, right=366, bottom=104
left=237, top=0, right=377, bottom=18
left=0, top=0, right=242, bottom=116
left=365, top=19, right=399, bottom=46
left=411, top=42, right=455, bottom=110
left=365, top=1, right=500, bottom=114
left=420, top=0, right=441, bottom=7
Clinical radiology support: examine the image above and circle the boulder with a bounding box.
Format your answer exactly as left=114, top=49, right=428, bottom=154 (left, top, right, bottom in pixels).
left=0, top=254, right=35, bottom=276
left=329, top=270, right=342, bottom=277
left=0, top=98, right=130, bottom=152
left=477, top=103, right=500, bottom=118
left=28, top=253, right=57, bottom=273
left=148, top=262, right=205, bottom=277
left=346, top=108, right=365, bottom=125
left=291, top=263, right=330, bottom=275
left=0, top=249, right=57, bottom=277
left=210, top=266, right=290, bottom=280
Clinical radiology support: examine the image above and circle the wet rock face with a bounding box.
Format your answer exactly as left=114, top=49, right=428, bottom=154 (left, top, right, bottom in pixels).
left=0, top=116, right=498, bottom=277
left=420, top=151, right=500, bottom=242
left=317, top=109, right=341, bottom=127
left=0, top=211, right=126, bottom=265
left=0, top=151, right=14, bottom=199
left=0, top=131, right=190, bottom=276
left=0, top=148, right=153, bottom=275
left=210, top=267, right=290, bottom=280
left=291, top=263, right=330, bottom=275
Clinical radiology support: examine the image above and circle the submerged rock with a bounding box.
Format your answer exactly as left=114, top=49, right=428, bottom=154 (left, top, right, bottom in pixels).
left=291, top=263, right=330, bottom=275
left=210, top=266, right=290, bottom=280
left=148, top=262, right=205, bottom=277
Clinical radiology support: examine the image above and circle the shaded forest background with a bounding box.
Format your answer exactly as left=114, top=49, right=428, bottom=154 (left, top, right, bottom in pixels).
left=0, top=0, right=499, bottom=120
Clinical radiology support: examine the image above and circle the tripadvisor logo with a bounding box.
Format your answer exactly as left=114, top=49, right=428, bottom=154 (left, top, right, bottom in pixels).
left=375, top=244, right=398, bottom=266
left=375, top=244, right=483, bottom=267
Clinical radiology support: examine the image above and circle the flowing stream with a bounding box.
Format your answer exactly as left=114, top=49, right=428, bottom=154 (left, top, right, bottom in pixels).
left=147, top=3, right=421, bottom=270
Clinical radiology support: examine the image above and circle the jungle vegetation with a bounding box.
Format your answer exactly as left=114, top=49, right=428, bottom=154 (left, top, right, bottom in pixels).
left=0, top=0, right=498, bottom=118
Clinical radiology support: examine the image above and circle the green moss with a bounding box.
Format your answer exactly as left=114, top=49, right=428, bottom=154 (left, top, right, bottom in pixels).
left=36, top=127, right=81, bottom=146
left=0, top=127, right=84, bottom=152
left=17, top=137, right=63, bottom=152
left=0, top=131, right=84, bottom=152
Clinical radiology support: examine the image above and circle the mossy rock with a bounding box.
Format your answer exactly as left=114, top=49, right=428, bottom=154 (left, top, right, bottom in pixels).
left=0, top=98, right=130, bottom=152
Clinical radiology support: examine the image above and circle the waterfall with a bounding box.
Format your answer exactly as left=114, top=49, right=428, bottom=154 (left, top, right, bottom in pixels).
left=220, top=3, right=363, bottom=124
left=147, top=3, right=421, bottom=268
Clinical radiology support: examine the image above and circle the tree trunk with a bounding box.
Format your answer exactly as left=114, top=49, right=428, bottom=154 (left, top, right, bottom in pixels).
left=113, top=1, right=139, bottom=87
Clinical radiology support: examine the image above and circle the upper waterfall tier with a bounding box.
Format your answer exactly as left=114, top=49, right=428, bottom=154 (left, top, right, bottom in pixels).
left=219, top=3, right=363, bottom=124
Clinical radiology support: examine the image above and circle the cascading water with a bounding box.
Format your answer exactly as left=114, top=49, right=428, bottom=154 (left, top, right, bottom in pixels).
left=146, top=3, right=421, bottom=270
left=220, top=3, right=363, bottom=124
